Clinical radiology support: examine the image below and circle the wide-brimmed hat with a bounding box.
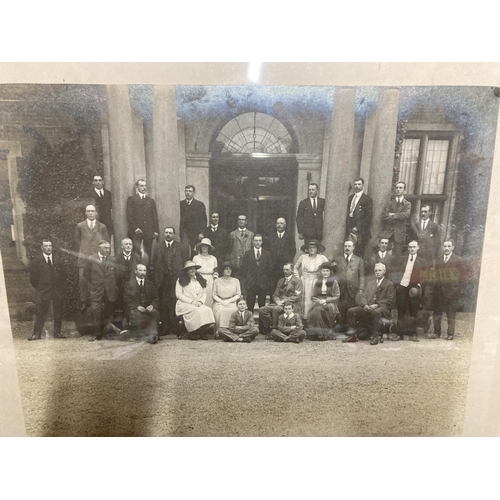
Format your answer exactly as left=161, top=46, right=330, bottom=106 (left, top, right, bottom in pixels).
left=300, top=239, right=326, bottom=253
left=217, top=261, right=235, bottom=273
left=195, top=238, right=215, bottom=252
left=319, top=261, right=337, bottom=272
left=409, top=286, right=422, bottom=303
left=183, top=260, right=202, bottom=271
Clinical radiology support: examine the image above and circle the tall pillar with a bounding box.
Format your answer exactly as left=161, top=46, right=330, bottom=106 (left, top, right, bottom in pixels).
left=360, top=109, right=377, bottom=191
left=132, top=108, right=146, bottom=179
left=369, top=88, right=401, bottom=243
left=178, top=121, right=187, bottom=197
left=153, top=86, right=180, bottom=234
left=322, top=88, right=356, bottom=260
left=106, top=85, right=136, bottom=252
left=143, top=118, right=156, bottom=201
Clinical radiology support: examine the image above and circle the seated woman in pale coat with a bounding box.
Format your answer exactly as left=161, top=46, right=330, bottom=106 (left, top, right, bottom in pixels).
left=306, top=261, right=340, bottom=341
left=212, top=261, right=242, bottom=331
left=175, top=260, right=216, bottom=340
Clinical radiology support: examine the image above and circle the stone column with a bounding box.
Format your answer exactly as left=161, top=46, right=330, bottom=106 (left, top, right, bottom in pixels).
left=178, top=121, right=187, bottom=197
left=153, top=86, right=180, bottom=234
left=322, top=88, right=357, bottom=260
left=132, top=108, right=146, bottom=179
left=106, top=85, right=136, bottom=252
left=143, top=118, right=156, bottom=201
left=369, top=88, right=401, bottom=244
left=359, top=109, right=377, bottom=191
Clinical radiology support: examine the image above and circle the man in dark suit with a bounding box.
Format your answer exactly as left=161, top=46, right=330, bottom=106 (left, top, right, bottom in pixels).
left=227, top=214, right=254, bottom=275
left=202, top=212, right=228, bottom=265
left=84, top=240, right=122, bottom=342
left=180, top=185, right=207, bottom=258
left=126, top=179, right=159, bottom=266
left=217, top=298, right=259, bottom=342
left=266, top=217, right=296, bottom=294
left=344, top=263, right=396, bottom=345
left=388, top=240, right=426, bottom=342
left=114, top=237, right=142, bottom=312
left=367, top=237, right=394, bottom=277
left=346, top=177, right=373, bottom=258
left=428, top=239, right=462, bottom=340
left=124, top=264, right=161, bottom=344
left=410, top=204, right=442, bottom=264
left=259, top=262, right=303, bottom=337
left=380, top=181, right=412, bottom=259
left=239, top=234, right=273, bottom=313
left=152, top=227, right=188, bottom=335
left=336, top=240, right=365, bottom=328
left=75, top=204, right=110, bottom=310
left=82, top=175, right=114, bottom=236
left=28, top=239, right=66, bottom=341
left=296, top=183, right=325, bottom=245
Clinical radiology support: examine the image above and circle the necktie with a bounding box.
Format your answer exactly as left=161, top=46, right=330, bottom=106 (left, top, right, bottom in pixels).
left=410, top=255, right=413, bottom=262
left=257, top=249, right=260, bottom=260
left=125, top=255, right=130, bottom=261
left=313, top=198, right=317, bottom=213
left=279, top=232, right=282, bottom=238
left=140, top=279, right=144, bottom=287
left=47, top=256, right=52, bottom=267
left=377, top=279, right=381, bottom=287
left=350, top=195, right=357, bottom=216
left=346, top=255, right=349, bottom=263
left=90, top=221, right=94, bottom=230
left=99, top=190, right=103, bottom=197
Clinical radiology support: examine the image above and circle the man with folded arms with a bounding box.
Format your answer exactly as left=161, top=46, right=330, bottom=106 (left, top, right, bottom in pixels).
left=270, top=302, right=306, bottom=344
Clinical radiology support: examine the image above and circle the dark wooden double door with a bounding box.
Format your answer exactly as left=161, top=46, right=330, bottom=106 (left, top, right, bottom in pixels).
left=209, top=156, right=298, bottom=238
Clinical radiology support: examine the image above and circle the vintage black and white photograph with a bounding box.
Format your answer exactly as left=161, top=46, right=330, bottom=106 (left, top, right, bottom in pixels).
left=0, top=81, right=498, bottom=436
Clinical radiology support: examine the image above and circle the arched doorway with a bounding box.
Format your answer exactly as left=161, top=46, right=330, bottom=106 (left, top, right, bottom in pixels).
left=209, top=112, right=299, bottom=237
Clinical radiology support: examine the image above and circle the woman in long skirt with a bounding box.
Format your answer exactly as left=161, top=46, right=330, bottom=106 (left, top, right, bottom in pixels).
left=293, top=240, right=328, bottom=316
left=306, top=261, right=340, bottom=340
left=212, top=261, right=242, bottom=331
left=175, top=261, right=215, bottom=340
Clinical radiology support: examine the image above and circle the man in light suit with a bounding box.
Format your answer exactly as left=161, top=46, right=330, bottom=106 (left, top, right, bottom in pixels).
left=266, top=217, right=296, bottom=295
left=259, top=262, right=303, bottom=337
left=428, top=239, right=462, bottom=340
left=151, top=227, right=188, bottom=335
left=239, top=234, right=273, bottom=313
left=126, top=179, right=159, bottom=267
left=227, top=214, right=254, bottom=276
left=343, top=263, right=396, bottom=345
left=389, top=240, right=427, bottom=342
left=84, top=240, right=121, bottom=342
left=336, top=240, right=365, bottom=328
left=410, top=204, right=442, bottom=264
left=82, top=174, right=114, bottom=236
left=346, top=177, right=373, bottom=258
left=380, top=181, right=412, bottom=259
left=28, top=239, right=66, bottom=341
left=124, top=264, right=161, bottom=344
left=217, top=298, right=259, bottom=342
left=75, top=204, right=110, bottom=310
left=202, top=212, right=228, bottom=265
left=296, top=183, right=325, bottom=245
left=180, top=185, right=207, bottom=258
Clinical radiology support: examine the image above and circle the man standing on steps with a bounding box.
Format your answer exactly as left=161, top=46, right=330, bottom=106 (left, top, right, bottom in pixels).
left=83, top=174, right=114, bottom=238
left=75, top=204, right=109, bottom=311
left=346, top=177, right=373, bottom=258
left=126, top=179, right=159, bottom=268
left=180, top=185, right=207, bottom=259
left=28, top=239, right=66, bottom=341
left=296, top=183, right=325, bottom=246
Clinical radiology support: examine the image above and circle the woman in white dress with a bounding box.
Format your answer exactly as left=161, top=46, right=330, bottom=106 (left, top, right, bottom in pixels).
left=212, top=261, right=242, bottom=332
left=293, top=240, right=328, bottom=316
left=175, top=261, right=216, bottom=340
left=193, top=238, right=218, bottom=308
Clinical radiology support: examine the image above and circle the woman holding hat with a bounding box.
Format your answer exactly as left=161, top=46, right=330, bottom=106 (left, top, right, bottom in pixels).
left=193, top=238, right=218, bottom=308
left=212, top=261, right=242, bottom=332
left=293, top=240, right=329, bottom=316
left=306, top=261, right=340, bottom=340
left=175, top=261, right=216, bottom=340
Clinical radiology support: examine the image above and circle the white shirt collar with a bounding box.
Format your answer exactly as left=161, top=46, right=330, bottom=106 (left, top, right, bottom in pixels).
left=210, top=225, right=218, bottom=230
left=136, top=277, right=144, bottom=285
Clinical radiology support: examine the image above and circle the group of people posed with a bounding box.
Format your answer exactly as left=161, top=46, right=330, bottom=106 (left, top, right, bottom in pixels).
left=28, top=175, right=463, bottom=347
